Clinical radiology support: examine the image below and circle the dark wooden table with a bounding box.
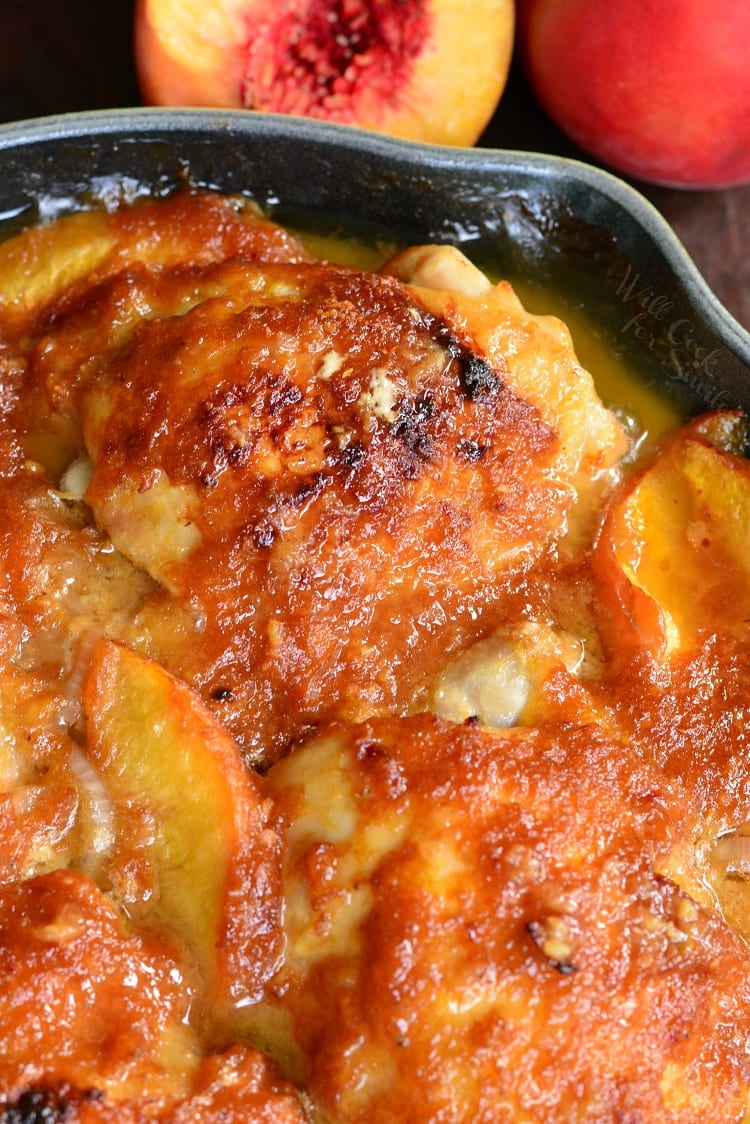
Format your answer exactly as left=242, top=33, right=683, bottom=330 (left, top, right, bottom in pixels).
left=2, top=0, right=749, bottom=333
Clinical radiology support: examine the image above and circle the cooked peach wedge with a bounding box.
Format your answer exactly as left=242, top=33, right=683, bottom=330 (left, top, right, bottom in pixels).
left=82, top=638, right=283, bottom=1017
left=0, top=210, right=118, bottom=337
left=0, top=191, right=311, bottom=342
left=593, top=412, right=750, bottom=659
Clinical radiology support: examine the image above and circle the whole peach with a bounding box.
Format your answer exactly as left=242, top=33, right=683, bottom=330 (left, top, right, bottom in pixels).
left=517, top=0, right=750, bottom=188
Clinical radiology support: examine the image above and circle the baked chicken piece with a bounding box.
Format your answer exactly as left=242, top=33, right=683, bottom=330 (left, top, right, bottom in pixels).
left=0, top=872, right=307, bottom=1123
left=6, top=191, right=626, bottom=763
left=262, top=713, right=750, bottom=1124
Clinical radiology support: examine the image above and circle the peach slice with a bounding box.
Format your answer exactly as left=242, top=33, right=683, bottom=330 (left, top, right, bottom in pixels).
left=593, top=412, right=750, bottom=659
left=82, top=638, right=283, bottom=1015
left=134, top=0, right=515, bottom=146
left=0, top=211, right=117, bottom=337
left=0, top=191, right=310, bottom=344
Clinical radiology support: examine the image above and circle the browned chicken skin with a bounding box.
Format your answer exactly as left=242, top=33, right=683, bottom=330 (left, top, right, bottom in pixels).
left=5, top=191, right=623, bottom=764
left=264, top=713, right=750, bottom=1123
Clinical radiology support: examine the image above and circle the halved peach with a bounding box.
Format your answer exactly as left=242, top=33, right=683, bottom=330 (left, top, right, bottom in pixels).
left=82, top=639, right=283, bottom=1015
left=134, top=0, right=515, bottom=146
left=593, top=412, right=750, bottom=659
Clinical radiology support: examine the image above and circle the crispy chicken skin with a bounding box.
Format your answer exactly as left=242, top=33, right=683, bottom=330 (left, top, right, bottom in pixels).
left=0, top=871, right=195, bottom=1102
left=6, top=195, right=625, bottom=762
left=265, top=714, right=750, bottom=1123
left=0, top=871, right=302, bottom=1122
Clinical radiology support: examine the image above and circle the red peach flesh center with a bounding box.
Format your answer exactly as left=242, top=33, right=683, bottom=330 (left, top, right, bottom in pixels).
left=240, top=0, right=429, bottom=121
